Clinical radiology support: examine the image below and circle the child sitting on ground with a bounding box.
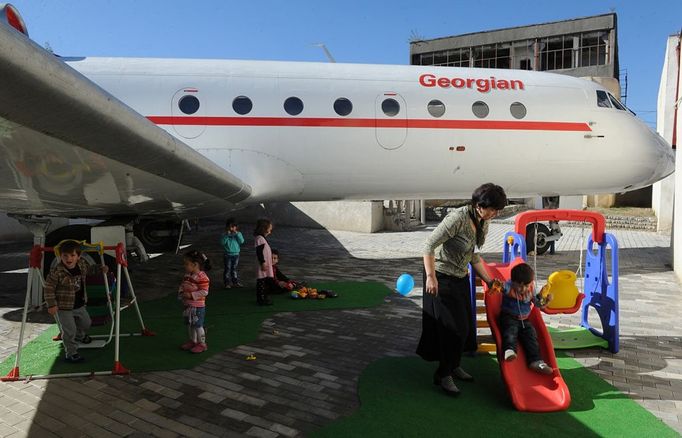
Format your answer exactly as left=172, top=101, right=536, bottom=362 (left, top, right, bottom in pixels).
left=499, top=263, right=553, bottom=375
left=44, top=240, right=108, bottom=363
left=271, top=249, right=303, bottom=294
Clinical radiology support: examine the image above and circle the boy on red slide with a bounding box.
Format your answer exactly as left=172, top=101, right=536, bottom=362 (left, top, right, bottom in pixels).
left=500, top=263, right=553, bottom=375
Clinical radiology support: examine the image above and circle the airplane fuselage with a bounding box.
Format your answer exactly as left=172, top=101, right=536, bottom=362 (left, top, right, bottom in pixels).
left=65, top=57, right=673, bottom=205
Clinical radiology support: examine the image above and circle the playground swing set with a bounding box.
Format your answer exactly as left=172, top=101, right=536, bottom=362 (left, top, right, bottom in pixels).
left=2, top=240, right=154, bottom=381
left=472, top=209, right=619, bottom=412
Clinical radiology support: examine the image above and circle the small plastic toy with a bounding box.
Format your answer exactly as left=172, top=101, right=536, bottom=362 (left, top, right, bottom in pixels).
left=537, top=284, right=552, bottom=307
left=489, top=279, right=504, bottom=294
left=245, top=354, right=256, bottom=361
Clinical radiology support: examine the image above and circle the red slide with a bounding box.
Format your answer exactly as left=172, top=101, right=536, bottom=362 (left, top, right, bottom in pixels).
left=482, top=258, right=571, bottom=412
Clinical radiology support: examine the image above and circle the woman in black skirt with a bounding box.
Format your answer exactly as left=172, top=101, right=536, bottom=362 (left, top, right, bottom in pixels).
left=416, top=183, right=507, bottom=396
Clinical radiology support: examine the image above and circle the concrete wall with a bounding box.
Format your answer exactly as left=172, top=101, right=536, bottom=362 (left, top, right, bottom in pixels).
left=667, top=34, right=682, bottom=281
left=235, top=201, right=385, bottom=233
left=654, top=36, right=678, bottom=233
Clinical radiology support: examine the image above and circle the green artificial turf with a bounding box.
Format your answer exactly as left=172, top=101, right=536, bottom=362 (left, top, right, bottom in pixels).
left=313, top=355, right=678, bottom=438
left=0, top=281, right=389, bottom=377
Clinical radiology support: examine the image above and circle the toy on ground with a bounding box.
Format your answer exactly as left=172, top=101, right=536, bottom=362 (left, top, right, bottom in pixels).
left=290, top=287, right=338, bottom=299
left=395, top=273, right=414, bottom=296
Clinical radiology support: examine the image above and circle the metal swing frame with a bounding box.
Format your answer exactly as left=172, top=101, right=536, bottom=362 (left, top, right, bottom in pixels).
left=2, top=241, right=154, bottom=381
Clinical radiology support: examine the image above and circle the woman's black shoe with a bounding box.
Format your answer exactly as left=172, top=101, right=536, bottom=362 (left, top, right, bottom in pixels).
left=439, top=375, right=460, bottom=396
left=453, top=367, right=474, bottom=382
left=434, top=368, right=473, bottom=384
left=257, top=297, right=273, bottom=306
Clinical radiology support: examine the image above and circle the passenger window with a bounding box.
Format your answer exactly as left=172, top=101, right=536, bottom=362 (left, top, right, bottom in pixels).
left=608, top=93, right=626, bottom=111
left=596, top=90, right=611, bottom=108
left=334, top=98, right=353, bottom=116
left=382, top=98, right=400, bottom=117
left=472, top=101, right=489, bottom=118
left=232, top=96, right=253, bottom=115
left=510, top=102, right=527, bottom=119
left=427, top=100, right=446, bottom=118
left=178, top=95, right=200, bottom=115
left=284, top=97, right=304, bottom=115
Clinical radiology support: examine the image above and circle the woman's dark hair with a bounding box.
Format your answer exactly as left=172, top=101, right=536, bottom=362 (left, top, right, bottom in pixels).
left=254, top=218, right=272, bottom=237
left=225, top=217, right=237, bottom=229
left=471, top=183, right=507, bottom=210
left=184, top=249, right=211, bottom=271
left=511, top=263, right=534, bottom=284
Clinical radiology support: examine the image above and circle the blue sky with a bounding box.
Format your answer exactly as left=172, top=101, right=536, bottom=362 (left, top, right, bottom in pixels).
left=9, top=0, right=682, bottom=127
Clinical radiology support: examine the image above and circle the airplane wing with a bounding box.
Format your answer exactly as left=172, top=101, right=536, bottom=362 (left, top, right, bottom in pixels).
left=0, top=18, right=251, bottom=218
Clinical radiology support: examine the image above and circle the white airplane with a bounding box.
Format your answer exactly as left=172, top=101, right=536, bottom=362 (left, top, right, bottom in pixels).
left=0, top=4, right=674, bottom=251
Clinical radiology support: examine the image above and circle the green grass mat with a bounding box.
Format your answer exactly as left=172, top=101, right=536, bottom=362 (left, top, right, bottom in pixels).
left=1, top=281, right=389, bottom=377
left=313, top=355, right=677, bottom=438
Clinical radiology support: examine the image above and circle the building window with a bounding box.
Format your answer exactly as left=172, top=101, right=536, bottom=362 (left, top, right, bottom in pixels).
left=232, top=96, right=252, bottom=115
left=382, top=98, right=400, bottom=117
left=284, top=97, right=303, bottom=116
left=580, top=32, right=608, bottom=67
left=333, top=98, right=353, bottom=116
left=519, top=59, right=532, bottom=70
left=412, top=48, right=470, bottom=67
left=473, top=43, right=510, bottom=69
left=540, top=35, right=574, bottom=71
left=447, top=48, right=470, bottom=67
left=510, top=102, right=526, bottom=119
left=472, top=101, right=489, bottom=118
left=178, top=95, right=200, bottom=115
left=427, top=100, right=446, bottom=118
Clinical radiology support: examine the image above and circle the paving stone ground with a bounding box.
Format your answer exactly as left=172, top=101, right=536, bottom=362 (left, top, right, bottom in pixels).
left=0, top=219, right=679, bottom=437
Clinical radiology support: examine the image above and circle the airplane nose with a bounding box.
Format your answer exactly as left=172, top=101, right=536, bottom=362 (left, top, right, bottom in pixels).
left=651, top=131, right=675, bottom=181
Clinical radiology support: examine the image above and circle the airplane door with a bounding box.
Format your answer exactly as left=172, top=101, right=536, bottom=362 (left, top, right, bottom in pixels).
left=171, top=88, right=206, bottom=139
left=375, top=93, right=407, bottom=150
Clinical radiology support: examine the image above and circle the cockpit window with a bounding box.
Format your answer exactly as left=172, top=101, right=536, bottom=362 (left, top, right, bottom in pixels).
left=608, top=93, right=627, bottom=111
left=596, top=90, right=611, bottom=108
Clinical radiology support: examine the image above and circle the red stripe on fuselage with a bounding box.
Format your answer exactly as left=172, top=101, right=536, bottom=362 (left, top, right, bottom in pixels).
left=146, top=116, right=591, bottom=132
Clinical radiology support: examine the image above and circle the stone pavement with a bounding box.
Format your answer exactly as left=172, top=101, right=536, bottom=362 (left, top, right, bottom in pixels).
left=0, top=219, right=680, bottom=437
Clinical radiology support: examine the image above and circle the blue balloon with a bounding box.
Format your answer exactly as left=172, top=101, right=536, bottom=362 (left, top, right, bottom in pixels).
left=396, top=273, right=415, bottom=296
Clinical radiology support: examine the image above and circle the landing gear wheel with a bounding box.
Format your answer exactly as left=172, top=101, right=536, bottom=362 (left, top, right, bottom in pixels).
left=526, top=222, right=552, bottom=255
left=134, top=219, right=178, bottom=252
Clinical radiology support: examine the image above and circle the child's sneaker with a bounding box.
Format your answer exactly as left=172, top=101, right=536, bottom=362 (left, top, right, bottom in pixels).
left=530, top=360, right=553, bottom=375
left=190, top=343, right=207, bottom=354
left=504, top=349, right=517, bottom=361
left=180, top=341, right=196, bottom=351
left=233, top=281, right=243, bottom=288
left=223, top=284, right=231, bottom=289
left=64, top=353, right=85, bottom=363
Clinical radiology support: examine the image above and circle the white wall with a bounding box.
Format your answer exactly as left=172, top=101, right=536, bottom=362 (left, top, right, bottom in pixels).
left=654, top=36, right=678, bottom=233
left=663, top=35, right=682, bottom=280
